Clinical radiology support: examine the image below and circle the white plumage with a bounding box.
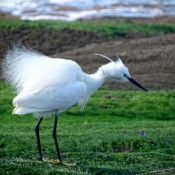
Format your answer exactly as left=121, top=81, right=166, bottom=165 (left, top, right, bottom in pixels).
left=3, top=45, right=87, bottom=116
left=2, top=44, right=147, bottom=118
left=1, top=45, right=95, bottom=117
left=2, top=44, right=147, bottom=164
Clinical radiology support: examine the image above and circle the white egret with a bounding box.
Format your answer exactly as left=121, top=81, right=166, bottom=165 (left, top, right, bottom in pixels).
left=2, top=44, right=147, bottom=166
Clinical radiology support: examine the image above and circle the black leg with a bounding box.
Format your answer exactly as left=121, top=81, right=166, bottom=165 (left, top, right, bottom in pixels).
left=35, top=117, right=43, bottom=160
left=53, top=114, right=62, bottom=162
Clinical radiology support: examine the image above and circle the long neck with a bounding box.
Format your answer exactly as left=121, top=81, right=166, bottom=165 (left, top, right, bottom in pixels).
left=79, top=69, right=105, bottom=110
left=83, top=70, right=105, bottom=94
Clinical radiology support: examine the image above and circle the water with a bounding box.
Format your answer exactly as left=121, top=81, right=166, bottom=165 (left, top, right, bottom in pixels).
left=0, top=0, right=175, bottom=21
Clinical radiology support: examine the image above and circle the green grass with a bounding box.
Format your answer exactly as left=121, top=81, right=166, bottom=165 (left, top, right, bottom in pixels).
left=0, top=82, right=175, bottom=175
left=1, top=19, right=175, bottom=36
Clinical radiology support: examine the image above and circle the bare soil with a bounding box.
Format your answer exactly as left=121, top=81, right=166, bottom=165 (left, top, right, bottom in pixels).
left=56, top=33, right=175, bottom=90
left=0, top=12, right=175, bottom=90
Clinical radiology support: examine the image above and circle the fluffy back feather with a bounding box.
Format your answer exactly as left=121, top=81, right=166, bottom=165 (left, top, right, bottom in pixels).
left=2, top=44, right=50, bottom=92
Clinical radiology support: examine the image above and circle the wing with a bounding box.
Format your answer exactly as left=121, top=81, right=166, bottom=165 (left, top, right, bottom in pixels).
left=2, top=44, right=84, bottom=93
left=13, top=82, right=87, bottom=117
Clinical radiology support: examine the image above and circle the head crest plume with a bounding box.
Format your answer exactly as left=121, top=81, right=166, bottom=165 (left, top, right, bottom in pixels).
left=95, top=53, right=114, bottom=62
left=116, top=57, right=122, bottom=63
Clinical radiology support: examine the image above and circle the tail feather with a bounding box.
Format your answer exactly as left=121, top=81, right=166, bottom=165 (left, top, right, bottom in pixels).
left=13, top=106, right=57, bottom=118
left=2, top=43, right=49, bottom=92
left=12, top=106, right=40, bottom=115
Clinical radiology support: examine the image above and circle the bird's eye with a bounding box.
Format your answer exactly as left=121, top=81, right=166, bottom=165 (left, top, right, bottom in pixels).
left=124, top=74, right=129, bottom=79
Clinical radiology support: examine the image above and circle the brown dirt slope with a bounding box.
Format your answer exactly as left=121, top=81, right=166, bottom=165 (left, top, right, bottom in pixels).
left=55, top=33, right=175, bottom=90
left=0, top=12, right=175, bottom=90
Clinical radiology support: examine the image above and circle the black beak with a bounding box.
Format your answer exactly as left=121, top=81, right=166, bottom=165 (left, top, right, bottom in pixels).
left=127, top=77, right=148, bottom=92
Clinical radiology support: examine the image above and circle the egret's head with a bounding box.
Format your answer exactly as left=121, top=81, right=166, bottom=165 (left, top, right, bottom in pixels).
left=109, top=58, right=131, bottom=82
left=96, top=54, right=148, bottom=92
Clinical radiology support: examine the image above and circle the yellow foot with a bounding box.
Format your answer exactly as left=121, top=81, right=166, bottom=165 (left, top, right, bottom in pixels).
left=43, top=158, right=76, bottom=167
left=33, top=157, right=76, bottom=167
left=42, top=158, right=76, bottom=167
